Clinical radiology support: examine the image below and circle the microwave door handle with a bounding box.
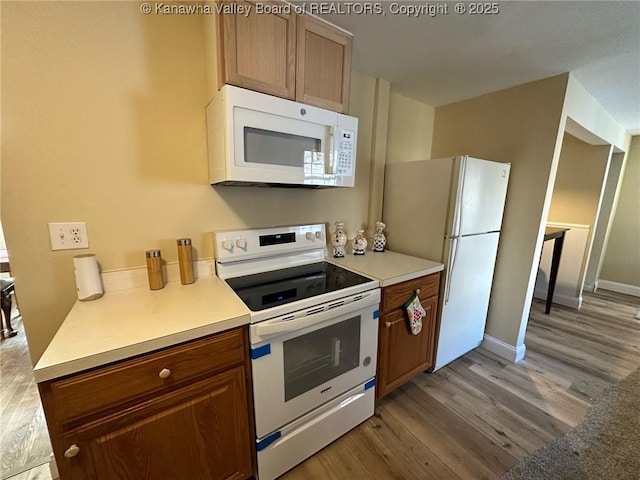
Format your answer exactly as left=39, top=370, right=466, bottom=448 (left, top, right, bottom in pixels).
left=327, top=126, right=336, bottom=174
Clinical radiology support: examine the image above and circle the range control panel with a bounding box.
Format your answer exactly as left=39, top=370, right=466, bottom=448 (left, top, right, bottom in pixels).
left=214, top=224, right=326, bottom=263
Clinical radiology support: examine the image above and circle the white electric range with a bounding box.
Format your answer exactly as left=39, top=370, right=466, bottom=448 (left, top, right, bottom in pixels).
left=214, top=224, right=380, bottom=480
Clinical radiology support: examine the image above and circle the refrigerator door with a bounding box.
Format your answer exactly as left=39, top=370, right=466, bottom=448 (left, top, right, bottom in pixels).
left=448, top=157, right=510, bottom=237
left=435, top=231, right=500, bottom=370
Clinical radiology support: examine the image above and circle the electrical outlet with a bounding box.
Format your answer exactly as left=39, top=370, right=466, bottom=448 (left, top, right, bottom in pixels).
left=48, top=222, right=89, bottom=250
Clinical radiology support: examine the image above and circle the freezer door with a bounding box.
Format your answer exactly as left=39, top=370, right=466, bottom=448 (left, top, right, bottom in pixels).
left=450, top=157, right=510, bottom=236
left=435, top=232, right=500, bottom=370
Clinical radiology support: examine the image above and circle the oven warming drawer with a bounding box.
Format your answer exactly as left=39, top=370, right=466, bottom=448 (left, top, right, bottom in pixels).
left=256, top=380, right=375, bottom=480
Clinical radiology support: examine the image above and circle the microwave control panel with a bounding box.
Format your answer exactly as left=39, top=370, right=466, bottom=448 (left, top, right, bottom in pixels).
left=336, top=129, right=355, bottom=178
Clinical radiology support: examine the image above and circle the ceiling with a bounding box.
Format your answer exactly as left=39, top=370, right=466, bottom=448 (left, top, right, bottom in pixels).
left=318, top=1, right=640, bottom=135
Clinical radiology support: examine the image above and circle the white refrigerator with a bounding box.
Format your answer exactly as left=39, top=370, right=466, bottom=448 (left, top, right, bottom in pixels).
left=383, top=155, right=511, bottom=371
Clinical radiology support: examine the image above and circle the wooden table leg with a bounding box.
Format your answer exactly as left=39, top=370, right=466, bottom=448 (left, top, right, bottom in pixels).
left=545, top=233, right=565, bottom=314
left=1, top=287, right=17, bottom=337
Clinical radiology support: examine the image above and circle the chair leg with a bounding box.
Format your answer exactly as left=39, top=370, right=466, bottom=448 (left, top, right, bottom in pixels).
left=1, top=292, right=17, bottom=338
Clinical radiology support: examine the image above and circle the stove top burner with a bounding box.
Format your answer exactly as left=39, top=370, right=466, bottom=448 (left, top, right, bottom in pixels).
left=225, top=262, right=373, bottom=312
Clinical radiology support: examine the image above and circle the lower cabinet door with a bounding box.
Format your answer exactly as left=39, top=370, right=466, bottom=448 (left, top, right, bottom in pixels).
left=377, top=297, right=437, bottom=398
left=59, top=367, right=253, bottom=480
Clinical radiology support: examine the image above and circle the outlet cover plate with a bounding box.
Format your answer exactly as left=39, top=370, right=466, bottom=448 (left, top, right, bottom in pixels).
left=48, top=222, right=89, bottom=250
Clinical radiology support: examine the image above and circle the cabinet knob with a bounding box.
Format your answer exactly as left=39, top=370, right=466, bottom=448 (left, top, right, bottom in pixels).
left=385, top=321, right=392, bottom=328
left=64, top=444, right=80, bottom=458
left=159, top=368, right=171, bottom=379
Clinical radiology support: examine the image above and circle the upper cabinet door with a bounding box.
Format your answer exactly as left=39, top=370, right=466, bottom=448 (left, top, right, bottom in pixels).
left=296, top=16, right=353, bottom=113
left=220, top=0, right=296, bottom=100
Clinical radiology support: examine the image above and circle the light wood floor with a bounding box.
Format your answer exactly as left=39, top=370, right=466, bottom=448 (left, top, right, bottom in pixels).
left=282, top=290, right=640, bottom=480
left=5, top=290, right=639, bottom=480
left=1, top=311, right=52, bottom=480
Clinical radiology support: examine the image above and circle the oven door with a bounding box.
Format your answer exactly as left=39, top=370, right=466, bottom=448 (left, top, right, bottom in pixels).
left=250, top=289, right=380, bottom=439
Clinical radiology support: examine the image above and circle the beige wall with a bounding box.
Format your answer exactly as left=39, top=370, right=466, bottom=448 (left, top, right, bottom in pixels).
left=549, top=133, right=610, bottom=226
left=431, top=73, right=632, bottom=352
left=584, top=152, right=625, bottom=289
left=1, top=2, right=377, bottom=363
left=547, top=133, right=611, bottom=297
left=432, top=74, right=569, bottom=348
left=386, top=91, right=434, bottom=163
left=600, top=136, right=640, bottom=287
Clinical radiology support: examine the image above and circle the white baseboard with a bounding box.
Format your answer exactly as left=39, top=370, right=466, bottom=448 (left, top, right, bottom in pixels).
left=481, top=335, right=526, bottom=363
left=534, top=289, right=583, bottom=309
left=584, top=282, right=597, bottom=293
left=598, top=280, right=640, bottom=298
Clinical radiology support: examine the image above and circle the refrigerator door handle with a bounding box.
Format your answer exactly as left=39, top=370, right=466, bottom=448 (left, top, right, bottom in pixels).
left=444, top=235, right=459, bottom=305
left=456, top=156, right=467, bottom=236
left=451, top=156, right=467, bottom=237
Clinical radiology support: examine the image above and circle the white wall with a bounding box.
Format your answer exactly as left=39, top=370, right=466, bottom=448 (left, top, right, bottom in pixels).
left=562, top=76, right=631, bottom=152
left=535, top=223, right=590, bottom=308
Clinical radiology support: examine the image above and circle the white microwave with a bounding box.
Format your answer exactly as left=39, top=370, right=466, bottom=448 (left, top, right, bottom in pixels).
left=206, top=85, right=358, bottom=188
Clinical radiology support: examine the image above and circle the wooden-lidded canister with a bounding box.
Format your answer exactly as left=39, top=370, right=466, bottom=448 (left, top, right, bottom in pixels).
left=145, top=249, right=164, bottom=290
left=177, top=238, right=195, bottom=285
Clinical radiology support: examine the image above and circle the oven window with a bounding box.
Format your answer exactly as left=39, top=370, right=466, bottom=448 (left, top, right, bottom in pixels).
left=244, top=127, right=321, bottom=168
left=283, top=316, right=361, bottom=402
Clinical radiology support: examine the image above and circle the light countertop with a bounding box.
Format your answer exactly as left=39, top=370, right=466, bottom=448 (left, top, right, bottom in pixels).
left=327, top=250, right=443, bottom=287
left=34, top=250, right=443, bottom=383
left=33, top=276, right=250, bottom=383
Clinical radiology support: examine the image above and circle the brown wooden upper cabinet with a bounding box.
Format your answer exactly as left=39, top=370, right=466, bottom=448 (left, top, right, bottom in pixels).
left=216, top=1, right=353, bottom=113
left=295, top=15, right=353, bottom=113
left=218, top=0, right=297, bottom=100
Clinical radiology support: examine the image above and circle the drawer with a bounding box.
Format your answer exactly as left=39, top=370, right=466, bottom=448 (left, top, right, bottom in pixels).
left=45, top=326, right=246, bottom=426
left=381, top=272, right=440, bottom=314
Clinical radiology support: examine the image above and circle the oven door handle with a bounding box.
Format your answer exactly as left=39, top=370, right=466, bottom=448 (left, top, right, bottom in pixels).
left=254, top=290, right=379, bottom=339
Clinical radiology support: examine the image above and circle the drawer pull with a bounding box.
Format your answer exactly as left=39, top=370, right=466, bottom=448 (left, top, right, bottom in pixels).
left=64, top=444, right=80, bottom=458
left=159, top=368, right=172, bottom=379
left=385, top=318, right=404, bottom=328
